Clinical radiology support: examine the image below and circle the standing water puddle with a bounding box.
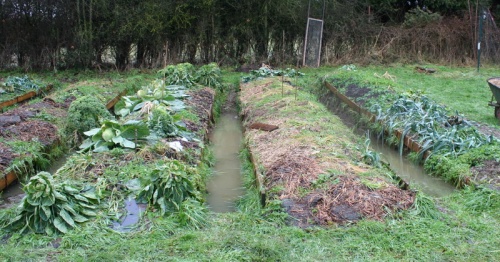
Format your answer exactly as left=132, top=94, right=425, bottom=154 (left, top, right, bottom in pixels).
left=0, top=180, right=24, bottom=209
left=369, top=136, right=455, bottom=197
left=207, top=111, right=245, bottom=212
left=1, top=153, right=71, bottom=208
left=112, top=197, right=146, bottom=232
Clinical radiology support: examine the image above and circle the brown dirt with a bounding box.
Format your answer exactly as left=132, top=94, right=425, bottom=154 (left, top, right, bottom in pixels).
left=0, top=97, right=71, bottom=175
left=241, top=78, right=415, bottom=226
left=185, top=87, right=215, bottom=134
left=1, top=120, right=59, bottom=146
left=470, top=160, right=500, bottom=190
left=2, top=97, right=74, bottom=121
left=474, top=124, right=500, bottom=142
left=0, top=142, right=16, bottom=173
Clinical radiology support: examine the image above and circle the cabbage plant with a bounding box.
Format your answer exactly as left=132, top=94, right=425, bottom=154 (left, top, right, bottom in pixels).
left=137, top=160, right=203, bottom=216
left=79, top=120, right=150, bottom=152
left=4, top=172, right=99, bottom=235
left=115, top=81, right=188, bottom=117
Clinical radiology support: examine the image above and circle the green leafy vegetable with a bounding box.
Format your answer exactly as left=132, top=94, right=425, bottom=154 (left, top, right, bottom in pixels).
left=114, top=81, right=188, bottom=117
left=158, top=63, right=197, bottom=88
left=137, top=160, right=203, bottom=216
left=2, top=75, right=41, bottom=93
left=370, top=95, right=494, bottom=160
left=3, top=172, right=99, bottom=235
left=195, top=63, right=223, bottom=90
left=242, top=66, right=304, bottom=83
left=79, top=119, right=150, bottom=152
left=148, top=107, right=186, bottom=137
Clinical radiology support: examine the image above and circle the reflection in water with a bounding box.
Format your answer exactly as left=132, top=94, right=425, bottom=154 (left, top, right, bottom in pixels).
left=207, top=113, right=244, bottom=212
left=112, top=197, right=146, bottom=232
left=369, top=136, right=455, bottom=197
left=1, top=153, right=71, bottom=209
left=0, top=180, right=24, bottom=209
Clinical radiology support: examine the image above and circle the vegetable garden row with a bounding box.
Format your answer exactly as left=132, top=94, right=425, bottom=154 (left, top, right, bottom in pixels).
left=0, top=64, right=498, bottom=261
left=0, top=63, right=222, bottom=234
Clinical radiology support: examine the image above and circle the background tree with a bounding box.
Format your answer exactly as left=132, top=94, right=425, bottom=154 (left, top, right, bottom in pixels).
left=0, top=0, right=499, bottom=70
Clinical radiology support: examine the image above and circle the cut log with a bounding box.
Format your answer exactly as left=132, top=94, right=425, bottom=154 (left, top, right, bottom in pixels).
left=249, top=122, right=279, bottom=132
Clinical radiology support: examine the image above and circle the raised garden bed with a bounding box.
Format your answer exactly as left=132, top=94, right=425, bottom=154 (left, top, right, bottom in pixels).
left=323, top=76, right=498, bottom=190
left=324, top=82, right=431, bottom=161
left=240, top=77, right=415, bottom=227
left=0, top=87, right=128, bottom=191
left=0, top=84, right=53, bottom=111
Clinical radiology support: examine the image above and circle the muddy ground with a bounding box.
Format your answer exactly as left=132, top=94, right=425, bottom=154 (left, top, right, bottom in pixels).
left=0, top=98, right=71, bottom=175
left=329, top=79, right=500, bottom=189
left=241, top=78, right=415, bottom=227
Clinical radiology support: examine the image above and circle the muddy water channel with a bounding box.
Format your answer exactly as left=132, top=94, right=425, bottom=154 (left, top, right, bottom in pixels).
left=206, top=93, right=245, bottom=212
left=0, top=153, right=71, bottom=208
left=368, top=136, right=455, bottom=197
left=320, top=94, right=455, bottom=197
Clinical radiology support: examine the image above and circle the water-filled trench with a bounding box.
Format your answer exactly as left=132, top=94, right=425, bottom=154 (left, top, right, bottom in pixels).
left=206, top=95, right=245, bottom=212
left=368, top=135, right=455, bottom=197
left=318, top=86, right=456, bottom=197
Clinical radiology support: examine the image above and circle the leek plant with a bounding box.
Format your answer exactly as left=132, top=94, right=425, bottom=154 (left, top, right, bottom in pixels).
left=371, top=95, right=494, bottom=160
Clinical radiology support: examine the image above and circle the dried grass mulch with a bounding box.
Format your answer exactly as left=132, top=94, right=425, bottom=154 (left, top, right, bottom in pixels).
left=284, top=176, right=415, bottom=227
left=241, top=78, right=416, bottom=226
left=315, top=176, right=415, bottom=224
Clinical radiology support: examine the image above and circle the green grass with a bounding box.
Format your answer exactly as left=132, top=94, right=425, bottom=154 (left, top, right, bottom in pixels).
left=319, top=64, right=500, bottom=127
left=1, top=186, right=498, bottom=261
left=1, top=67, right=499, bottom=261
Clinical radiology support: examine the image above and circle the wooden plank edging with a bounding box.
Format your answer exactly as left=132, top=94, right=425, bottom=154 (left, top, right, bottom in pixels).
left=0, top=172, right=17, bottom=191
left=106, top=89, right=128, bottom=110
left=245, top=142, right=266, bottom=207
left=324, top=81, right=429, bottom=159
left=0, top=84, right=53, bottom=111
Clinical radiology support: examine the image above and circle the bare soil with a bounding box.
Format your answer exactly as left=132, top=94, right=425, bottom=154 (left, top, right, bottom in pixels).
left=470, top=160, right=500, bottom=190
left=0, top=143, right=16, bottom=173
left=185, top=87, right=215, bottom=134
left=0, top=98, right=71, bottom=174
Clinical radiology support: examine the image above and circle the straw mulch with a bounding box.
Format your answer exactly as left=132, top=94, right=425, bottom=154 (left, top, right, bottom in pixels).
left=240, top=78, right=415, bottom=226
